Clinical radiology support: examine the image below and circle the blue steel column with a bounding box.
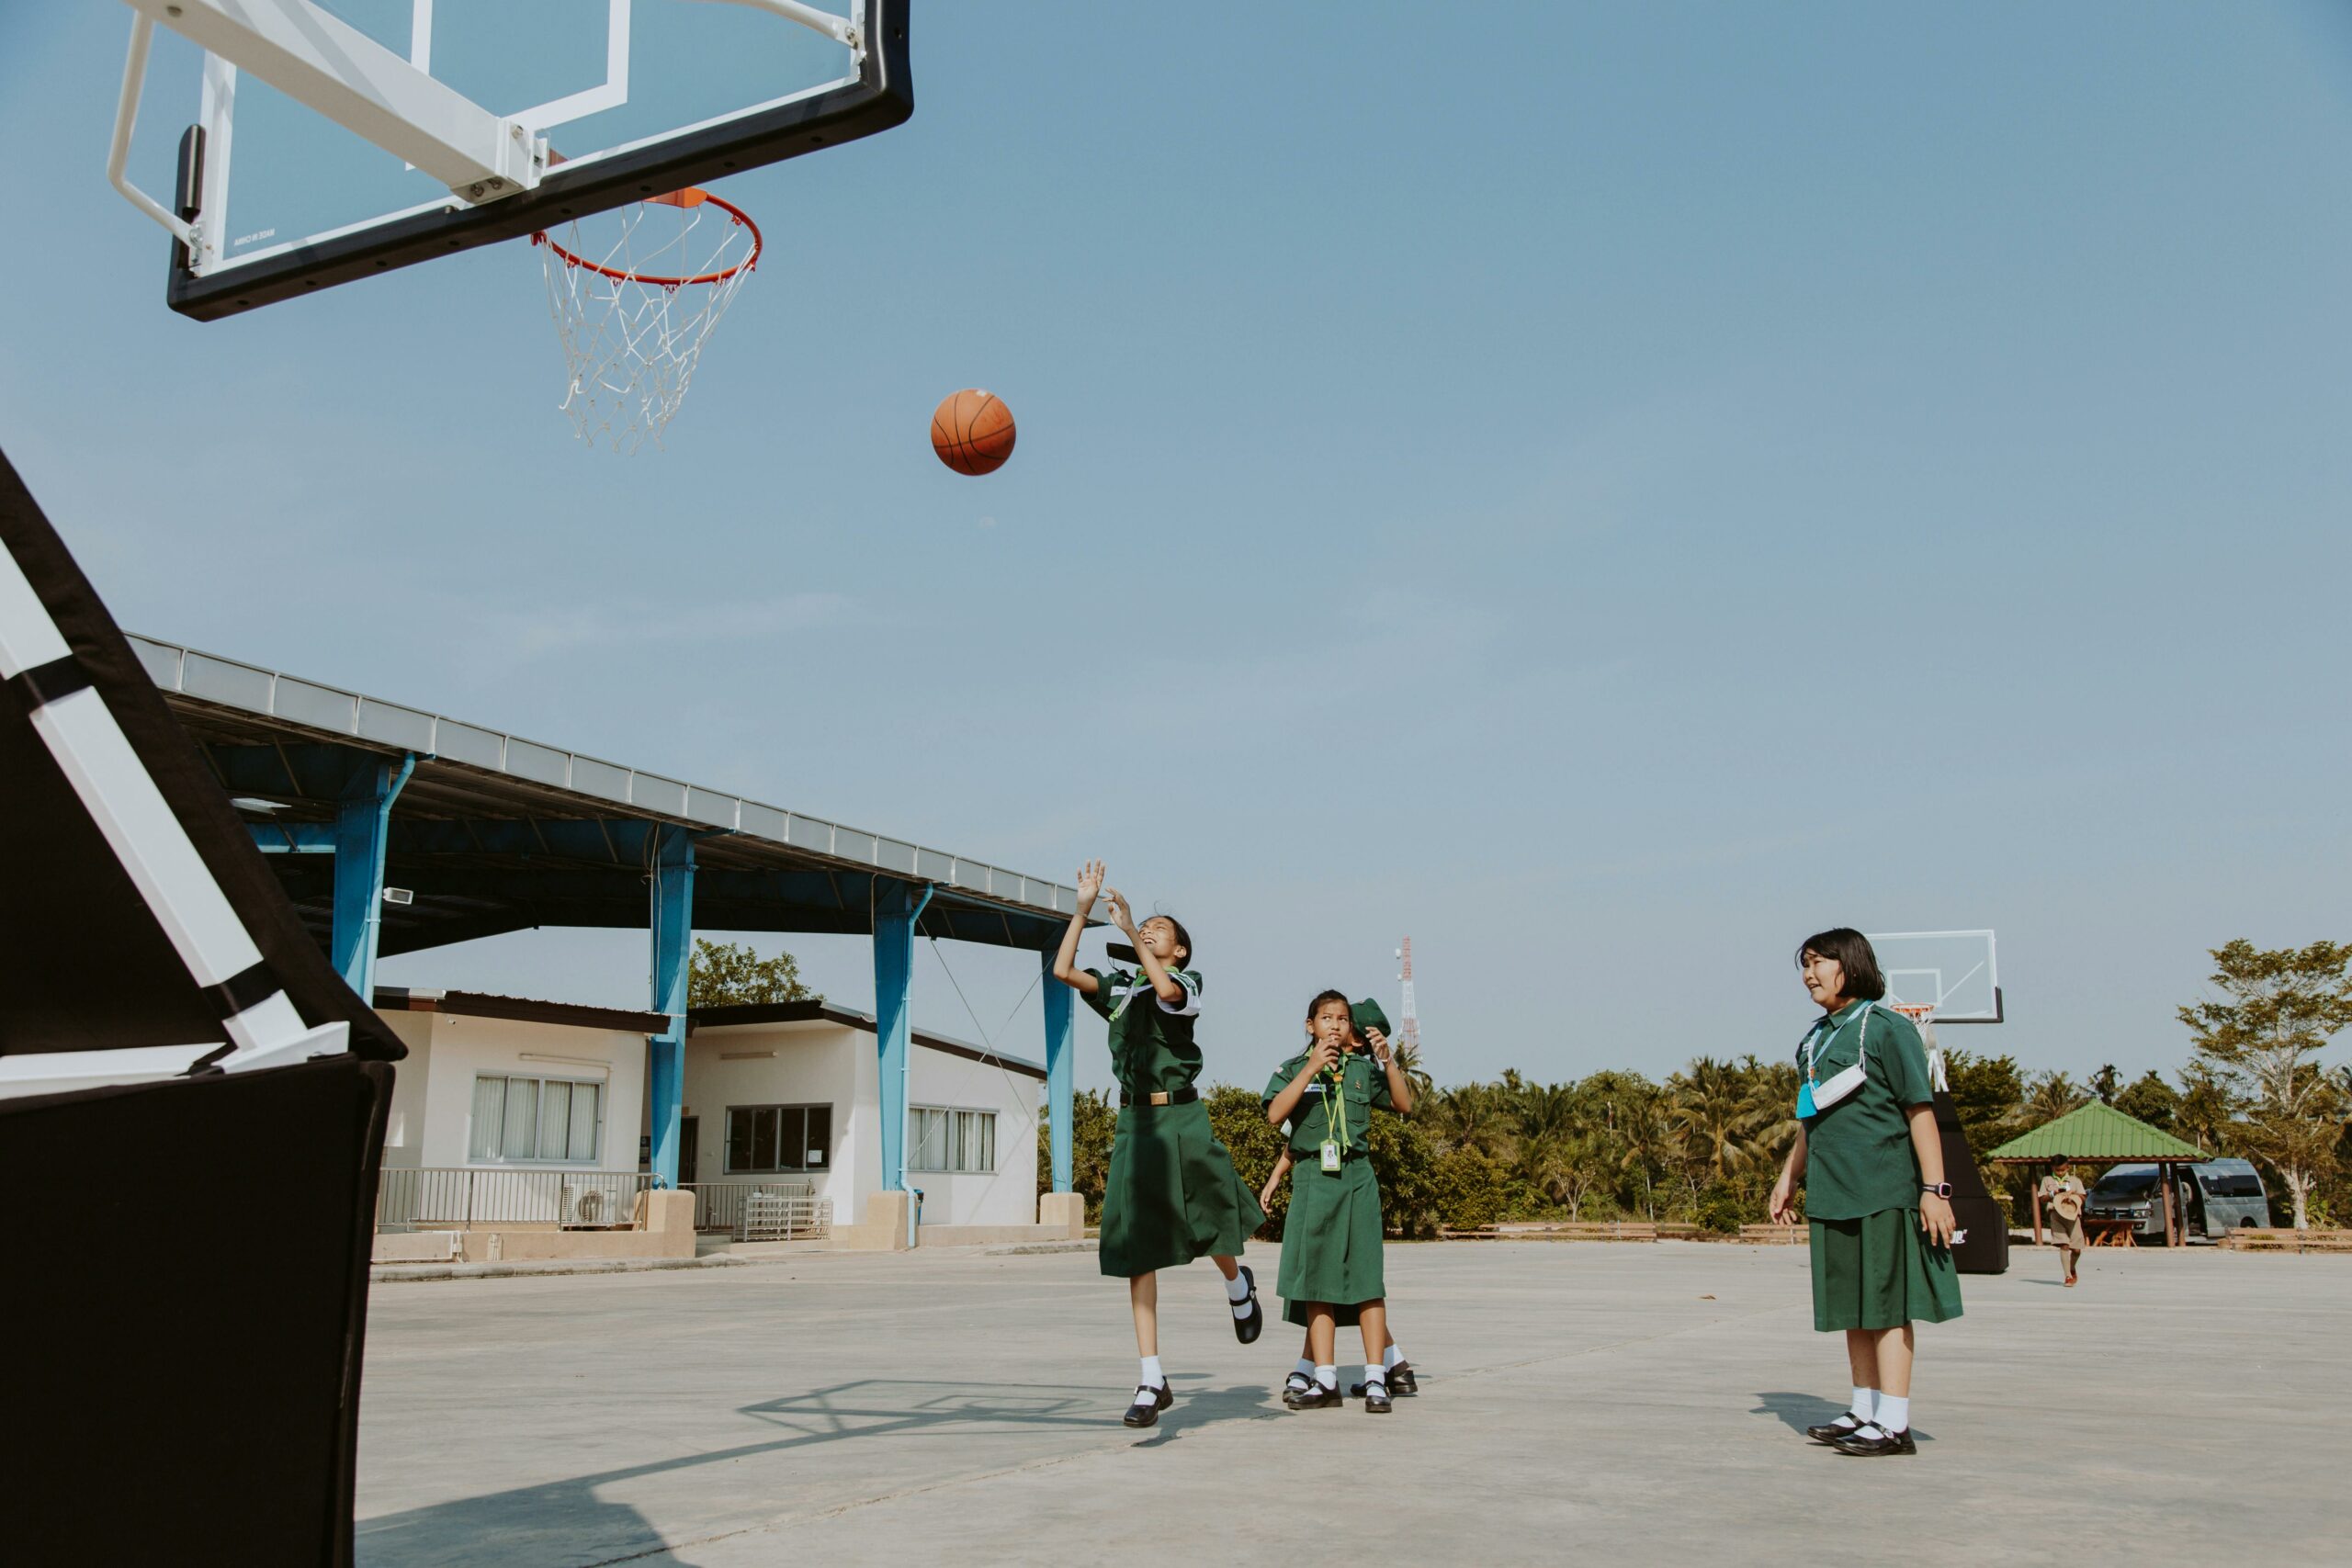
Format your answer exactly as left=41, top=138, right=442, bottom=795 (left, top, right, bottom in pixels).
left=330, top=752, right=414, bottom=998
left=871, top=880, right=933, bottom=1197
left=647, top=826, right=696, bottom=1189
left=1041, top=949, right=1074, bottom=1192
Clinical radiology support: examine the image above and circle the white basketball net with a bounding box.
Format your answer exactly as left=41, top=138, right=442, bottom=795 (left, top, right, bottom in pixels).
left=536, top=194, right=760, bottom=453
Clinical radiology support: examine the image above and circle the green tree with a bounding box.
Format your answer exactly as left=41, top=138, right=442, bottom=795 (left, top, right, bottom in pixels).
left=1035, top=1088, right=1116, bottom=1225
left=2178, top=940, right=2352, bottom=1229
left=2171, top=1063, right=2235, bottom=1155
left=2022, top=1070, right=2089, bottom=1127
left=1666, top=1057, right=1774, bottom=1184
left=687, top=938, right=817, bottom=1007
left=2112, top=1070, right=2179, bottom=1132
left=1943, top=1050, right=2026, bottom=1156
left=2092, top=1064, right=2120, bottom=1105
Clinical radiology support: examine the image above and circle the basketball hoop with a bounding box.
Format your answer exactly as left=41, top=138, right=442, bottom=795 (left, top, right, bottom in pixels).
left=533, top=188, right=762, bottom=453
left=1891, top=1003, right=1937, bottom=1025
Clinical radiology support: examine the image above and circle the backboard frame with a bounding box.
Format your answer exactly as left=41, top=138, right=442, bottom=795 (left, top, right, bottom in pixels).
left=1866, top=928, right=2003, bottom=1024
left=156, top=0, right=910, bottom=321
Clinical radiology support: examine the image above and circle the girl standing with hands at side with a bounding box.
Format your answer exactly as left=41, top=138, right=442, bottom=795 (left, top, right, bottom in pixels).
left=1770, top=928, right=1963, bottom=1457
left=1051, top=861, right=1265, bottom=1429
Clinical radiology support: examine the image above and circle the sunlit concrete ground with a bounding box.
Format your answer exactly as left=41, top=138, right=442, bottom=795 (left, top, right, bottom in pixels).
left=356, top=1239, right=2350, bottom=1567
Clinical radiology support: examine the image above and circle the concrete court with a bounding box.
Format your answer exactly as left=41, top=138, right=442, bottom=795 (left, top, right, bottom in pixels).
left=355, top=1241, right=2350, bottom=1568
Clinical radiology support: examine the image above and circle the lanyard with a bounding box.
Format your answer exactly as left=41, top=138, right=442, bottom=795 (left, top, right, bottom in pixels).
left=1802, top=1001, right=1871, bottom=1084
left=1318, top=1056, right=1349, bottom=1152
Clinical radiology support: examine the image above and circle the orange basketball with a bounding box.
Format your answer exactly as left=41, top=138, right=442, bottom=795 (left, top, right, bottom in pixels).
left=931, top=389, right=1016, bottom=476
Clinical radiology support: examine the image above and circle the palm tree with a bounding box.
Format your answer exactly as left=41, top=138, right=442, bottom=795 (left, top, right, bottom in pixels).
left=1667, top=1057, right=1773, bottom=1182
left=2022, top=1071, right=2089, bottom=1128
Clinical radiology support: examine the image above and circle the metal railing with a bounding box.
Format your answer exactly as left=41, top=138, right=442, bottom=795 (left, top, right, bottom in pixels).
left=376, top=1167, right=655, bottom=1231
left=741, top=1190, right=832, bottom=1242
left=680, top=1180, right=819, bottom=1236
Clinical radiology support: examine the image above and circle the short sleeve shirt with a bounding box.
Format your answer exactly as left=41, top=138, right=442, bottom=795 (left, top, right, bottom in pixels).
left=1797, top=1000, right=1938, bottom=1221
left=1262, top=1049, right=1394, bottom=1158
left=1081, top=966, right=1204, bottom=1098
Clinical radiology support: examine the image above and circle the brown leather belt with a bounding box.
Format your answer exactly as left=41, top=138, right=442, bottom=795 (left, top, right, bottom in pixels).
left=1122, top=1088, right=1200, bottom=1108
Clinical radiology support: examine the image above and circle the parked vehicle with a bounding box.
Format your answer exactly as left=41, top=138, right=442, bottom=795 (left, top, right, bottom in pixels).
left=2085, top=1158, right=2270, bottom=1244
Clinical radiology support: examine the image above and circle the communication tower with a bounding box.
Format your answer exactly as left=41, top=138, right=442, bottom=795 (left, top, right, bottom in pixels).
left=1395, top=938, right=1421, bottom=1059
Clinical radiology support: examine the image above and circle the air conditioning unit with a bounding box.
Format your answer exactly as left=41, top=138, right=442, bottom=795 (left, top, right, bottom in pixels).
left=560, top=1184, right=610, bottom=1227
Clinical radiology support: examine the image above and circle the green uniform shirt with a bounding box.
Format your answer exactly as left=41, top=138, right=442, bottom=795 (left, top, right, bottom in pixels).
left=1798, top=999, right=1939, bottom=1221
left=1082, top=966, right=1204, bottom=1098
left=1262, top=1048, right=1394, bottom=1159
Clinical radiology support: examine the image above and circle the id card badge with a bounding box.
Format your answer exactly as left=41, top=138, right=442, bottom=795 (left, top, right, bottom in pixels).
left=1319, top=1140, right=1341, bottom=1173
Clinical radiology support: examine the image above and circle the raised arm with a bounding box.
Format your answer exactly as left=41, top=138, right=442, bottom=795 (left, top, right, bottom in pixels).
left=1363, top=1026, right=1415, bottom=1116
left=1266, top=1040, right=1339, bottom=1126
left=1048, top=860, right=1104, bottom=996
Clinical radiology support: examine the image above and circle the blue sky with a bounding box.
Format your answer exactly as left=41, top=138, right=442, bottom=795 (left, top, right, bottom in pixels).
left=5, top=3, right=2350, bottom=1093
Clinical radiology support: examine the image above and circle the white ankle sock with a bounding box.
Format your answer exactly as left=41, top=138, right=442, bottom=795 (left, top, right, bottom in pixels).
left=1315, top=1364, right=1337, bottom=1391
left=1295, top=1357, right=1316, bottom=1379
left=1224, top=1269, right=1250, bottom=1303
left=1384, top=1345, right=1404, bottom=1370
left=1363, top=1362, right=1385, bottom=1390
left=1875, top=1394, right=1909, bottom=1433
left=1138, top=1355, right=1163, bottom=1390
left=1849, top=1385, right=1876, bottom=1424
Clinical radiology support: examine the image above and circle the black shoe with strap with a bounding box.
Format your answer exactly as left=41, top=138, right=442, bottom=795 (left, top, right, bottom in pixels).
left=1831, top=1425, right=1916, bottom=1457
left=1351, top=1362, right=1418, bottom=1398
left=1283, top=1371, right=1315, bottom=1399
left=1283, top=1382, right=1343, bottom=1410
left=1362, top=1380, right=1393, bottom=1414
left=1231, top=1264, right=1263, bottom=1345
left=1805, top=1416, right=1866, bottom=1445
left=1123, top=1382, right=1173, bottom=1428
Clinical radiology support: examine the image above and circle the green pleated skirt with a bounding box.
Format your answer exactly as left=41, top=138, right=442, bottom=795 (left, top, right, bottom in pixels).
left=1810, top=1208, right=1964, bottom=1331
left=1099, top=1100, right=1265, bottom=1279
left=1276, top=1156, right=1385, bottom=1315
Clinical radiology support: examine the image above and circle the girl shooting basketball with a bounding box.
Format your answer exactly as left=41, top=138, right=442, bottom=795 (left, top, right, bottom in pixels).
left=1050, top=860, right=1265, bottom=1428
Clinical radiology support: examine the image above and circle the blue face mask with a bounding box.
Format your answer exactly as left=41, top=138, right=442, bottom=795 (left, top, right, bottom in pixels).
left=1797, top=1003, right=1872, bottom=1120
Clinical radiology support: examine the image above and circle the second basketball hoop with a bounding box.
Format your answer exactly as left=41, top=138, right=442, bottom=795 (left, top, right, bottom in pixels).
left=534, top=188, right=763, bottom=453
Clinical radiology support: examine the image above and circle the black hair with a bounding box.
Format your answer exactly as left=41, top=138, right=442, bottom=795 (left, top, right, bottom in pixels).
left=1305, top=987, right=1351, bottom=1022
left=1794, top=928, right=1886, bottom=1002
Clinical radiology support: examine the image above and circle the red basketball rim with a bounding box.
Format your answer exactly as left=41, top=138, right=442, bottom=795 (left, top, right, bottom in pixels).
left=533, top=190, right=763, bottom=287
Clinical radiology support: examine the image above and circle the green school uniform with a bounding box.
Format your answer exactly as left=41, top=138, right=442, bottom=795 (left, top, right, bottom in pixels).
left=1798, top=1000, right=1963, bottom=1331
left=1264, top=1047, right=1392, bottom=1323
left=1084, top=965, right=1264, bottom=1278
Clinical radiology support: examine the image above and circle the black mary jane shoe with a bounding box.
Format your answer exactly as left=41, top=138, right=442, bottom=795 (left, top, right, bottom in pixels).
left=1831, top=1426, right=1916, bottom=1457
left=1283, top=1382, right=1343, bottom=1411
left=1283, top=1371, right=1315, bottom=1399
left=1362, top=1382, right=1394, bottom=1414
left=1351, top=1363, right=1418, bottom=1398
left=1123, top=1383, right=1173, bottom=1428
left=1805, top=1417, right=1865, bottom=1445
left=1231, top=1265, right=1264, bottom=1345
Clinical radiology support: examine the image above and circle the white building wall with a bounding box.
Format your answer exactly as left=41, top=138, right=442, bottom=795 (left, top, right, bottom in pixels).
left=384, top=1010, right=648, bottom=1172
left=680, top=1019, right=1039, bottom=1227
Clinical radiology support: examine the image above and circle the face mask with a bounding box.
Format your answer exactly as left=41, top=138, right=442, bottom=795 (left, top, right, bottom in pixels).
left=1798, top=1003, right=1871, bottom=1118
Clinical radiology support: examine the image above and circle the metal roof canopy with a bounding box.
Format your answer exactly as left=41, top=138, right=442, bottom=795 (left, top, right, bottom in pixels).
left=1985, top=1101, right=2209, bottom=1165
left=130, top=635, right=1088, bottom=958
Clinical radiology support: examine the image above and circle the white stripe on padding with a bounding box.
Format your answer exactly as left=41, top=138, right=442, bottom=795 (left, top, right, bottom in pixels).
left=0, top=547, right=74, bottom=675
left=0, top=1043, right=221, bottom=1100
left=29, top=689, right=276, bottom=998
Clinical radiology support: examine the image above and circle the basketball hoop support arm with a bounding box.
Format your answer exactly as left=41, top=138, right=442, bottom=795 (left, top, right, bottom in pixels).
left=112, top=0, right=540, bottom=242
left=687, top=0, right=865, bottom=57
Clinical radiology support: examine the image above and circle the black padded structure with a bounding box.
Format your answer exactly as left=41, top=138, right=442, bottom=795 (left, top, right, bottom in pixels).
left=0, top=446, right=402, bottom=1563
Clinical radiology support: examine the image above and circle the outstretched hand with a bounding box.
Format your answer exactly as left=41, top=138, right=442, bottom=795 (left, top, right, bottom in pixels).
left=1075, top=860, right=1105, bottom=906
left=1101, top=887, right=1136, bottom=935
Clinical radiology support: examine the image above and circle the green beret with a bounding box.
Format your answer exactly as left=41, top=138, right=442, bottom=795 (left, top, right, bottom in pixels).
left=1351, top=998, right=1393, bottom=1042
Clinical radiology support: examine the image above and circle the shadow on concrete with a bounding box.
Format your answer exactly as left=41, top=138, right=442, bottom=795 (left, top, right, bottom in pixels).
left=358, top=1378, right=1260, bottom=1567
left=1748, top=1393, right=1935, bottom=1446
left=1751, top=1390, right=1847, bottom=1434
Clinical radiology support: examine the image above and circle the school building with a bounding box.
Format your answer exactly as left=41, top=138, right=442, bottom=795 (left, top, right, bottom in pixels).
left=131, top=633, right=1088, bottom=1261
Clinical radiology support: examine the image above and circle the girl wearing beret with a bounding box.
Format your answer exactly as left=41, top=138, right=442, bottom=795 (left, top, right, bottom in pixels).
left=1770, top=928, right=1963, bottom=1456
left=1051, top=861, right=1265, bottom=1429
left=1260, top=999, right=1418, bottom=1400
left=1263, top=990, right=1417, bottom=1413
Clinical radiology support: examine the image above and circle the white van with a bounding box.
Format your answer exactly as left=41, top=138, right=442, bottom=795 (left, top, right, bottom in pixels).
left=2086, top=1157, right=2270, bottom=1244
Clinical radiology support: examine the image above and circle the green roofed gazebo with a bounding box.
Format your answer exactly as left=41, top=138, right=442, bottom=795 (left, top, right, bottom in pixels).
left=1988, top=1101, right=2210, bottom=1247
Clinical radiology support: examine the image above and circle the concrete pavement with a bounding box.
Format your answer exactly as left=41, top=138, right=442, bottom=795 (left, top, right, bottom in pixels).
left=355, top=1240, right=2351, bottom=1566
